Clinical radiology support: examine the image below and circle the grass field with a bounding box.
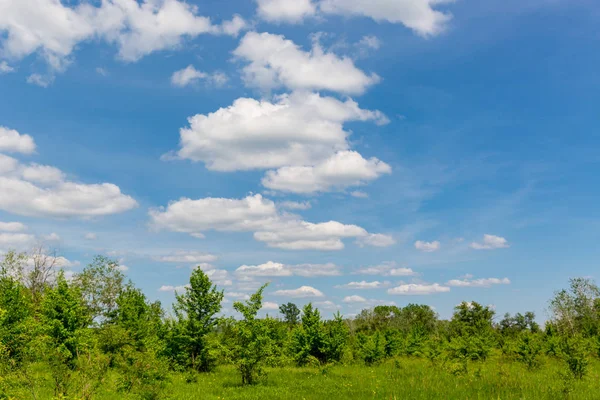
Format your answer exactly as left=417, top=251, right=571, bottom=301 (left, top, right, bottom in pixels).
left=6, top=357, right=600, bottom=399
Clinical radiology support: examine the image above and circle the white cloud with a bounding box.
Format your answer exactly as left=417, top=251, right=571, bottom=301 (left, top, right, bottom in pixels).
left=274, top=285, right=324, bottom=298
left=447, top=277, right=511, bottom=288
left=414, top=240, right=440, bottom=253
left=358, top=35, right=381, bottom=50
left=262, top=301, right=279, bottom=310
left=350, top=190, right=369, bottom=198
left=278, top=201, right=311, bottom=210
left=314, top=300, right=340, bottom=310
left=205, top=268, right=233, bottom=286
left=116, top=264, right=129, bottom=272
left=0, top=128, right=136, bottom=218
left=225, top=291, right=251, bottom=300
left=336, top=280, right=387, bottom=289
left=256, top=0, right=317, bottom=23
left=96, top=67, right=108, bottom=76
left=0, top=127, right=36, bottom=154
left=0, top=0, right=246, bottom=74
left=319, top=0, right=453, bottom=37
left=84, top=233, right=97, bottom=240
left=159, top=284, right=189, bottom=292
left=234, top=31, right=380, bottom=94
left=0, top=61, right=15, bottom=74
left=26, top=74, right=54, bottom=88
left=387, top=283, right=450, bottom=295
left=171, top=91, right=387, bottom=172
left=171, top=65, right=229, bottom=88
left=262, top=150, right=391, bottom=194
left=42, top=232, right=61, bottom=242
left=0, top=178, right=137, bottom=218
left=21, top=164, right=66, bottom=185
left=470, top=234, right=510, bottom=250
left=0, top=232, right=36, bottom=249
left=235, top=261, right=342, bottom=278
left=236, top=261, right=292, bottom=277
left=356, top=233, right=396, bottom=248
left=150, top=194, right=388, bottom=251
left=343, top=295, right=366, bottom=303
left=355, top=262, right=417, bottom=276
left=157, top=251, right=218, bottom=263
left=0, top=222, right=27, bottom=232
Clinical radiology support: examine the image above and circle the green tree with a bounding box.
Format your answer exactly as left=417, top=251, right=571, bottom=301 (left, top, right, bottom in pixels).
left=74, top=255, right=125, bottom=322
left=448, top=302, right=495, bottom=361
left=232, top=283, right=272, bottom=384
left=550, top=278, right=600, bottom=336
left=172, top=267, right=223, bottom=372
left=279, top=302, right=300, bottom=326
left=290, top=303, right=326, bottom=365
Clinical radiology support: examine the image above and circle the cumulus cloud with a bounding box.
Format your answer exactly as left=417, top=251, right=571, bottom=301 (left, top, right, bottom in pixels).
left=171, top=91, right=387, bottom=171
left=314, top=300, right=340, bottom=310
left=150, top=194, right=390, bottom=251
left=0, top=222, right=27, bottom=232
left=355, top=262, right=415, bottom=276
left=156, top=251, right=218, bottom=263
left=470, top=234, right=510, bottom=250
left=414, top=240, right=440, bottom=252
left=356, top=233, right=396, bottom=248
left=447, top=277, right=511, bottom=288
left=0, top=127, right=137, bottom=218
left=274, top=285, right=324, bottom=298
left=171, top=65, right=228, bottom=88
left=343, top=295, right=366, bottom=303
left=263, top=150, right=391, bottom=194
left=387, top=283, right=450, bottom=295
left=0, top=0, right=246, bottom=78
left=0, top=232, right=36, bottom=249
left=335, top=280, right=388, bottom=289
left=236, top=261, right=342, bottom=277
left=234, top=31, right=380, bottom=94
left=256, top=0, right=317, bottom=23
left=205, top=268, right=233, bottom=286
left=0, top=127, right=36, bottom=154
left=319, top=0, right=453, bottom=36
left=262, top=301, right=279, bottom=310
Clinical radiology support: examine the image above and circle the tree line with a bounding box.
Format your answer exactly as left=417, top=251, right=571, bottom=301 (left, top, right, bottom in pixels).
left=1, top=250, right=599, bottom=399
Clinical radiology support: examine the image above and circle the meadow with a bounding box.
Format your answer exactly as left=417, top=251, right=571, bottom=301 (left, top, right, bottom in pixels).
left=2, top=251, right=600, bottom=399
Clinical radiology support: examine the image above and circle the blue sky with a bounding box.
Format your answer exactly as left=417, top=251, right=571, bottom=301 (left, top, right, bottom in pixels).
left=0, top=0, right=599, bottom=321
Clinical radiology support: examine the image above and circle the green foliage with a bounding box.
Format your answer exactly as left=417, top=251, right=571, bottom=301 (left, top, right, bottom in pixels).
left=290, top=303, right=327, bottom=365
left=171, top=267, right=224, bottom=372
left=356, top=331, right=386, bottom=365
left=560, top=335, right=590, bottom=379
left=232, top=283, right=272, bottom=385
left=448, top=302, right=495, bottom=361
left=550, top=277, right=600, bottom=337
left=514, top=332, right=543, bottom=369
left=279, top=302, right=300, bottom=326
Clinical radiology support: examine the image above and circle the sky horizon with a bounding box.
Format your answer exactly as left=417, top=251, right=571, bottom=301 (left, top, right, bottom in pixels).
left=0, top=0, right=598, bottom=322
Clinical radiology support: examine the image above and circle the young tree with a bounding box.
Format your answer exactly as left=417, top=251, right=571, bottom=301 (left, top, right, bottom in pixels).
left=448, top=301, right=496, bottom=361
left=550, top=278, right=600, bottom=336
left=279, top=302, right=300, bottom=326
left=172, top=267, right=223, bottom=372
left=290, top=303, right=326, bottom=365
left=232, top=283, right=272, bottom=385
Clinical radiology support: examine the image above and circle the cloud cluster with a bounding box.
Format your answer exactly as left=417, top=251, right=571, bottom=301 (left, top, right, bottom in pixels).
left=0, top=0, right=246, bottom=77
left=354, top=262, right=416, bottom=276
left=414, top=240, right=440, bottom=252
left=335, top=280, right=388, bottom=289
left=150, top=194, right=393, bottom=250
left=0, top=127, right=137, bottom=218
left=274, top=285, right=324, bottom=298
left=254, top=0, right=452, bottom=36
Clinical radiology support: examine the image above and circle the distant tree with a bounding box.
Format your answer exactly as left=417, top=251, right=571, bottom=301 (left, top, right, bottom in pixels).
left=279, top=302, right=300, bottom=326
left=74, top=256, right=125, bottom=322
left=550, top=278, right=600, bottom=336
left=232, top=283, right=272, bottom=385
left=322, top=311, right=349, bottom=362
left=448, top=302, right=496, bottom=361
left=290, top=303, right=326, bottom=365
left=172, top=267, right=223, bottom=372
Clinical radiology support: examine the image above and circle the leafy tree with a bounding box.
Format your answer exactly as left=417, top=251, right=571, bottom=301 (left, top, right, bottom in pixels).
left=41, top=271, right=92, bottom=396
left=290, top=303, right=326, bottom=365
left=448, top=302, right=495, bottom=361
left=232, top=283, right=272, bottom=384
left=550, top=278, right=600, bottom=336
left=0, top=265, right=32, bottom=363
left=279, top=302, right=300, bottom=326
left=322, top=311, right=349, bottom=363
left=172, top=267, right=223, bottom=372
left=74, top=255, right=125, bottom=322
left=356, top=331, right=386, bottom=365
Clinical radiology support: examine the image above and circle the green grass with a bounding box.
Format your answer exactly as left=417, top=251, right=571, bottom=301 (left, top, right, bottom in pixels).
left=5, top=357, right=600, bottom=399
